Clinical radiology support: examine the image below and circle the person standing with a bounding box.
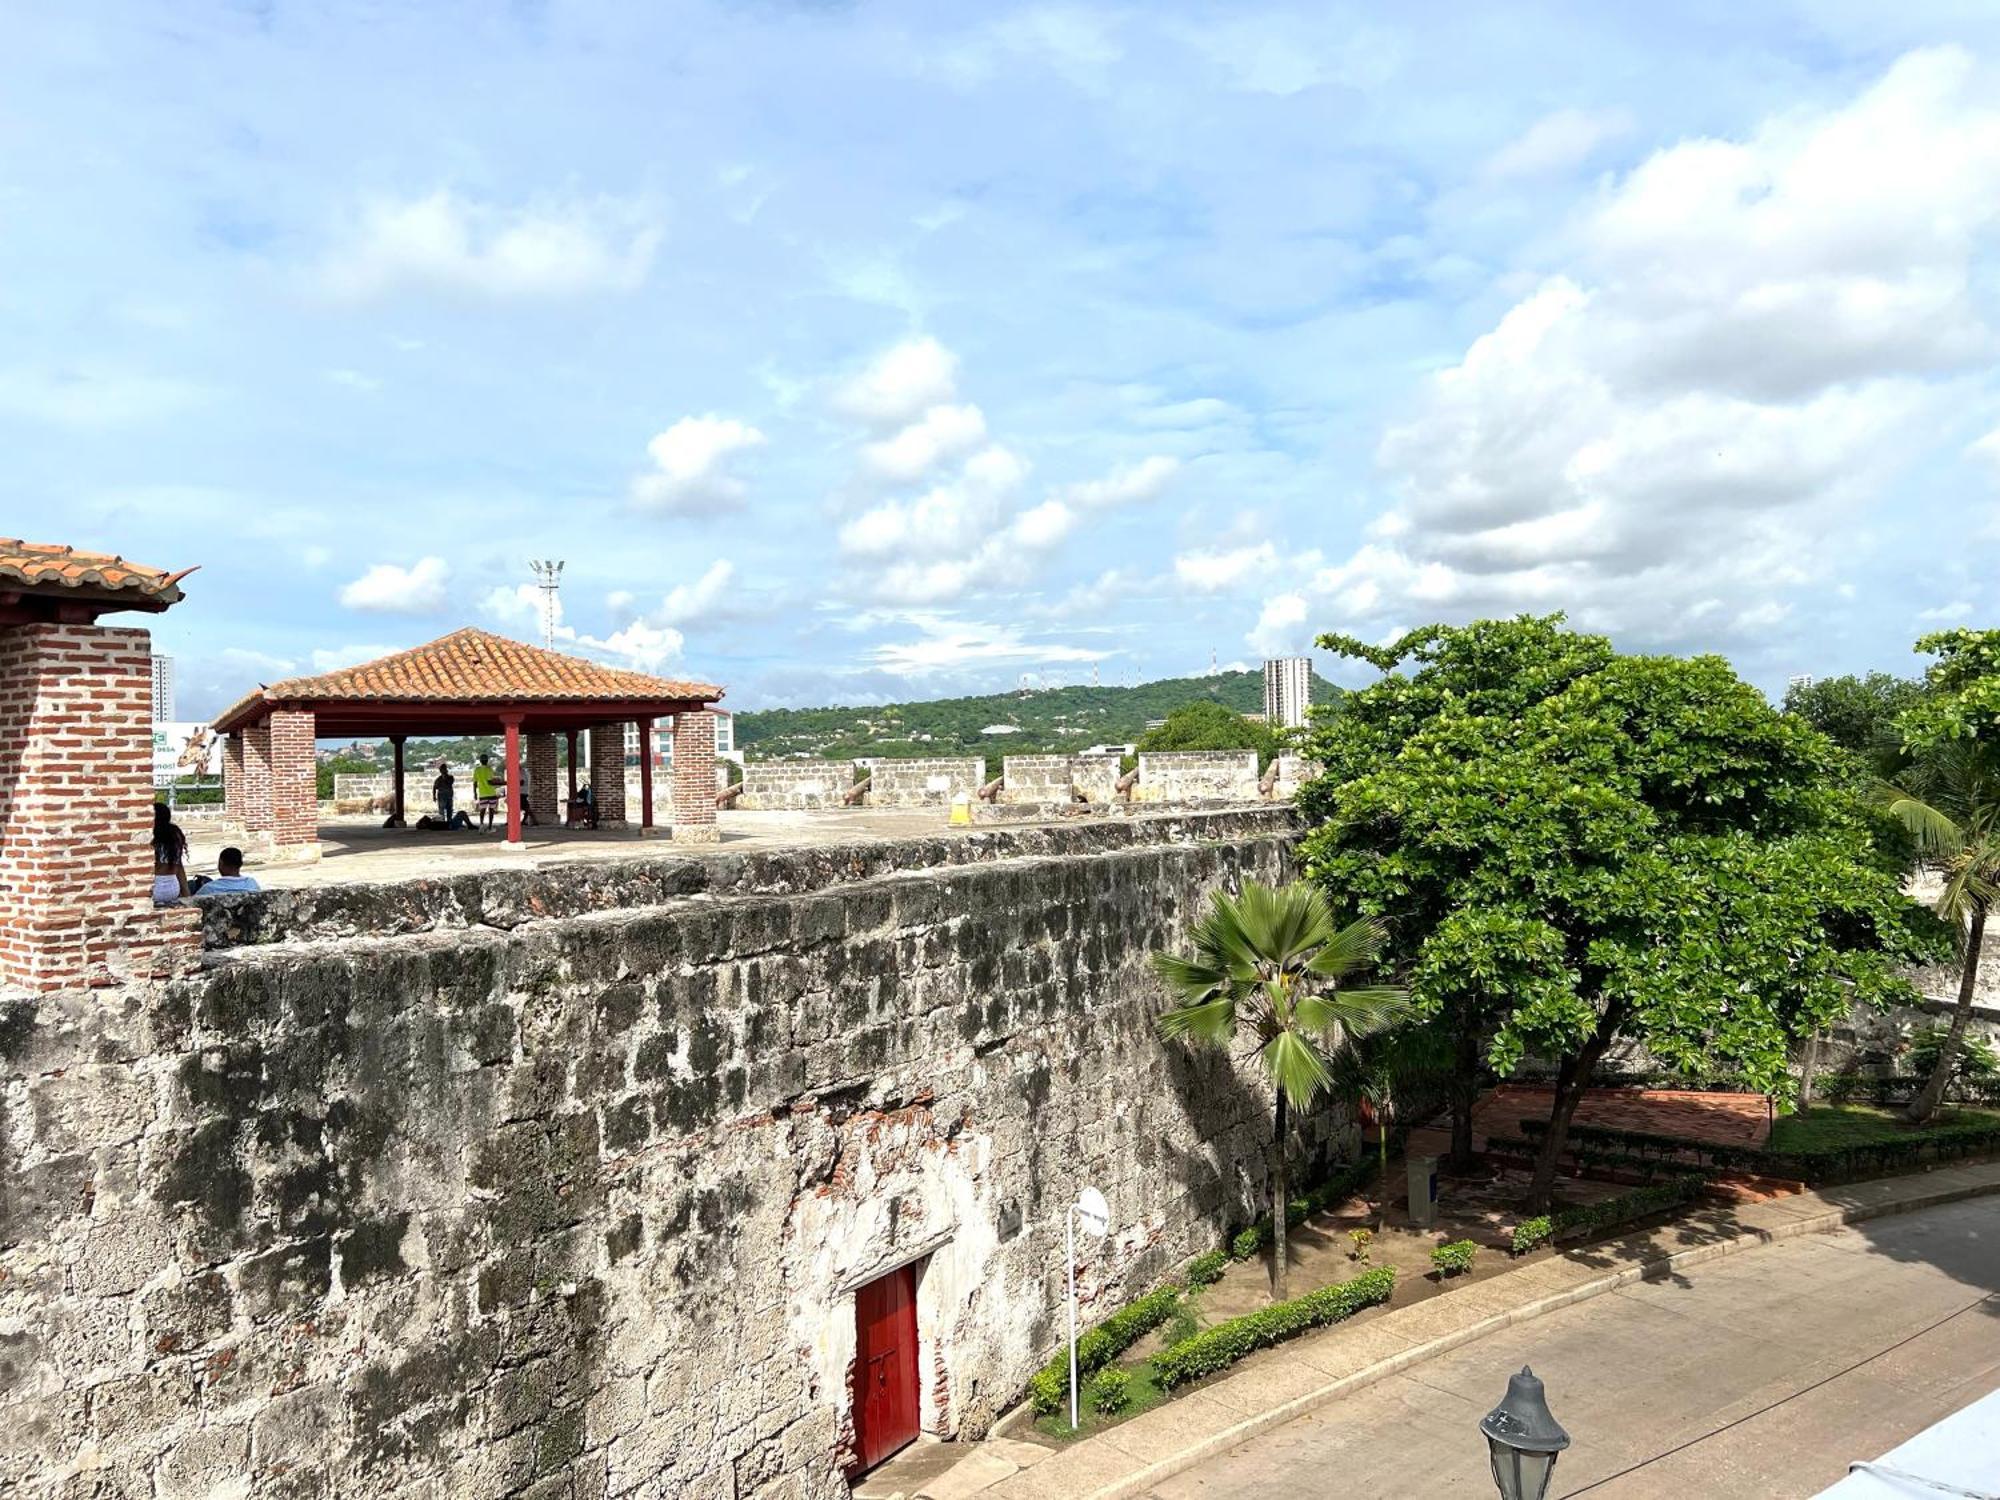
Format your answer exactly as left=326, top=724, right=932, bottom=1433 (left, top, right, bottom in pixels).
left=433, top=760, right=456, bottom=820
left=472, top=752, right=501, bottom=831
left=152, top=802, right=188, bottom=904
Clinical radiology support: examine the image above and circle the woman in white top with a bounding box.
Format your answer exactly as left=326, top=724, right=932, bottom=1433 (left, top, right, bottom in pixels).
left=152, top=802, right=188, bottom=905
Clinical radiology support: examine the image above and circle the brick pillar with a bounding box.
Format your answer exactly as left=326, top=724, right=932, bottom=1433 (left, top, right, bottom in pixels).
left=671, top=711, right=719, bottom=844
left=526, top=732, right=559, bottom=823
left=241, top=719, right=273, bottom=833
left=0, top=622, right=200, bottom=993
left=588, top=725, right=627, bottom=826
left=267, top=707, right=319, bottom=857
left=223, top=733, right=246, bottom=822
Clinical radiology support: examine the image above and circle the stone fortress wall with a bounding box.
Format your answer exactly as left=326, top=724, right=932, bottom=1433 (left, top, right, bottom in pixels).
left=1, top=808, right=1323, bottom=1499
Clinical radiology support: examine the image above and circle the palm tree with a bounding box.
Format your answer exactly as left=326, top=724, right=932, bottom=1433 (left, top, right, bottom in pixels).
left=1154, top=879, right=1410, bottom=1297
left=1875, top=743, right=2000, bottom=1124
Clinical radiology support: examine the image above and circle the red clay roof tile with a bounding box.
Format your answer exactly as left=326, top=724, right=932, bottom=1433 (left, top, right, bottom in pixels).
left=0, top=539, right=190, bottom=607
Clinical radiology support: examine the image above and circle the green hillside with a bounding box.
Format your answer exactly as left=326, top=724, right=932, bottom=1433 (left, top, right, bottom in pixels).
left=734, top=668, right=1342, bottom=761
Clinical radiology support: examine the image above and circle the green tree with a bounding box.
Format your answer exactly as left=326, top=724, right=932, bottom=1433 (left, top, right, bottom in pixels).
left=1153, top=879, right=1409, bottom=1296
left=1783, top=671, right=1928, bottom=778
left=1898, top=628, right=2000, bottom=749
left=1298, top=616, right=1936, bottom=1211
left=1137, top=700, right=1279, bottom=768
left=1329, top=1023, right=1453, bottom=1227
left=1874, top=742, right=2000, bottom=1123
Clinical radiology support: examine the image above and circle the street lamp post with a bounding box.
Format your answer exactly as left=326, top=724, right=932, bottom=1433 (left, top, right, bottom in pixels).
left=1481, top=1366, right=1571, bottom=1500
left=1066, top=1186, right=1110, bottom=1430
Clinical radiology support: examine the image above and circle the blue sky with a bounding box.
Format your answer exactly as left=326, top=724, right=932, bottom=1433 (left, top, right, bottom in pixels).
left=9, top=2, right=2000, bottom=718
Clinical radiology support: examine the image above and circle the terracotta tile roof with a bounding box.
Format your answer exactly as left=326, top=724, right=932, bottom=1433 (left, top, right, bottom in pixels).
left=0, top=539, right=192, bottom=608
left=213, top=627, right=723, bottom=730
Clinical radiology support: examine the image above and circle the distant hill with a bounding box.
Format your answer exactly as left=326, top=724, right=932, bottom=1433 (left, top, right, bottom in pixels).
left=734, top=668, right=1343, bottom=762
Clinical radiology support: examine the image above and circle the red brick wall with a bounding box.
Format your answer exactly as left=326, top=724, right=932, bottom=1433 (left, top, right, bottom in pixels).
left=672, top=711, right=718, bottom=843
left=223, top=733, right=246, bottom=820
left=526, top=733, right=559, bottom=822
left=240, top=719, right=273, bottom=833
left=0, top=622, right=200, bottom=993
left=267, top=708, right=318, bottom=851
left=588, top=725, right=626, bottom=826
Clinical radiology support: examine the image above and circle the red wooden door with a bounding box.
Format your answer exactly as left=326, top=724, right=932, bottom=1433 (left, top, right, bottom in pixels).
left=854, top=1265, right=920, bottom=1469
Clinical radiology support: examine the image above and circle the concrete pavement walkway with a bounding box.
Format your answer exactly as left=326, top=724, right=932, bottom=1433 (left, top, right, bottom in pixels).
left=903, top=1160, right=2000, bottom=1500
left=1152, top=1194, right=2000, bottom=1498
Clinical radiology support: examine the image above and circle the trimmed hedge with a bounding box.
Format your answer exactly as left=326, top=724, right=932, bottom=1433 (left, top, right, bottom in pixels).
left=1155, top=1266, right=1396, bottom=1389
left=1185, top=1249, right=1229, bottom=1287
left=1818, top=1073, right=2000, bottom=1106
left=1090, top=1367, right=1132, bottom=1414
left=1431, top=1240, right=1478, bottom=1277
left=1510, top=1176, right=1706, bottom=1256
left=1027, top=1286, right=1181, bottom=1415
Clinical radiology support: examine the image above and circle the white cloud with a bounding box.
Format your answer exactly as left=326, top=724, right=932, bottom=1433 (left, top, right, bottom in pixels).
left=1917, top=599, right=1973, bottom=623
left=1247, top=593, right=1310, bottom=656
left=326, top=368, right=381, bottom=393
left=339, top=557, right=450, bottom=615
left=218, top=646, right=297, bottom=677
left=864, top=613, right=1106, bottom=677
left=1305, top=48, right=2000, bottom=651
left=631, top=415, right=766, bottom=513
left=829, top=336, right=959, bottom=427
left=1175, top=542, right=1279, bottom=594
left=580, top=620, right=685, bottom=674
left=319, top=190, right=660, bottom=301
left=1486, top=107, right=1632, bottom=179
left=1055, top=455, right=1180, bottom=509
left=657, top=560, right=735, bottom=625
left=1010, top=499, right=1076, bottom=549
left=860, top=403, right=988, bottom=482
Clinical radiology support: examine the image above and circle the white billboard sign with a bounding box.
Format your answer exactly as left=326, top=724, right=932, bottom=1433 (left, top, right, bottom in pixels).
left=153, top=722, right=223, bottom=787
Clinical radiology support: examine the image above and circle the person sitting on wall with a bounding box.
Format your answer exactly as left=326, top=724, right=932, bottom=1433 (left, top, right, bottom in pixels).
left=472, top=753, right=502, bottom=831
left=192, top=846, right=260, bottom=897
left=152, top=802, right=189, bottom=905
left=434, top=760, right=456, bottom=820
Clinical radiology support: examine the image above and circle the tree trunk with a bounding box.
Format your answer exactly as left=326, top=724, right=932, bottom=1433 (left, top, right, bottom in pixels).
left=1526, top=1004, right=1626, bottom=1213
left=1908, top=901, right=1988, bottom=1125
left=1377, top=1100, right=1390, bottom=1230
left=1447, top=1009, right=1480, bottom=1172
left=1270, top=1092, right=1290, bottom=1299
left=1797, top=1030, right=1821, bottom=1112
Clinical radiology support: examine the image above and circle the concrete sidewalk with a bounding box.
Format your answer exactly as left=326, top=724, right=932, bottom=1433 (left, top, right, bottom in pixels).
left=904, top=1160, right=2000, bottom=1500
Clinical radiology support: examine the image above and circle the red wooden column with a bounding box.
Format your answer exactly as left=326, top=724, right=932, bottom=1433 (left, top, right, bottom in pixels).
left=502, top=713, right=524, bottom=846
left=637, top=718, right=655, bottom=831
left=565, top=728, right=579, bottom=813
left=388, top=735, right=407, bottom=827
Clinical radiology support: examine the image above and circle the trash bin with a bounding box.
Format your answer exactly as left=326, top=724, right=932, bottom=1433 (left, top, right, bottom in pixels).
left=1406, top=1154, right=1439, bottom=1228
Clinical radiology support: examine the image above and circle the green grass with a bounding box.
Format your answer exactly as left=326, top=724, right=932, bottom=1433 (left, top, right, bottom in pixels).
left=1770, top=1103, right=2000, bottom=1153
left=1032, top=1360, right=1168, bottom=1442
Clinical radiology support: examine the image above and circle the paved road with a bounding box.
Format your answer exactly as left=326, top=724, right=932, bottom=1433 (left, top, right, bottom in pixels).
left=1149, top=1195, right=2000, bottom=1500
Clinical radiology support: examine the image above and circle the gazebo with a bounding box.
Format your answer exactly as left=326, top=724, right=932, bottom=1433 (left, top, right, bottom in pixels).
left=211, top=627, right=725, bottom=856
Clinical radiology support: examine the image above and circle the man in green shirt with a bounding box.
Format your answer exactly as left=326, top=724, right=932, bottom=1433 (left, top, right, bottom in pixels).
left=472, top=753, right=502, bottom=831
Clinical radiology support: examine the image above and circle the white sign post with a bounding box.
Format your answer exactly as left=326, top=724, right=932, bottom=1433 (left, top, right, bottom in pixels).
left=1067, top=1185, right=1110, bottom=1430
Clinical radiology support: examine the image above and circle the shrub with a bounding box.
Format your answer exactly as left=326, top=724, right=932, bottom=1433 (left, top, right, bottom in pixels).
left=1348, top=1227, right=1374, bottom=1263
left=1512, top=1216, right=1553, bottom=1255
left=1155, top=1266, right=1395, bottom=1389
left=1089, top=1367, right=1131, bottom=1415
left=1027, top=1286, right=1181, bottom=1415
left=1224, top=1158, right=1376, bottom=1264
left=1431, top=1240, right=1478, bottom=1277
left=1185, top=1249, right=1229, bottom=1287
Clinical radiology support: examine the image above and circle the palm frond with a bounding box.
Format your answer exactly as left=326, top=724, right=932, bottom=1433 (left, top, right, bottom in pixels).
left=1262, top=1028, right=1334, bottom=1108
left=1158, top=995, right=1238, bottom=1045
left=1295, top=983, right=1412, bottom=1040
left=1305, top=916, right=1389, bottom=980
left=1872, top=781, right=1968, bottom=858
left=1151, top=950, right=1228, bottom=1005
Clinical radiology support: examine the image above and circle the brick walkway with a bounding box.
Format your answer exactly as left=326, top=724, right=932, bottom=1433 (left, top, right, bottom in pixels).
left=1408, top=1084, right=1773, bottom=1160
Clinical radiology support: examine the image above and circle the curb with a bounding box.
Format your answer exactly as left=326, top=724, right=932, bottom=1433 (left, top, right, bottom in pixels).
left=980, top=1166, right=2000, bottom=1500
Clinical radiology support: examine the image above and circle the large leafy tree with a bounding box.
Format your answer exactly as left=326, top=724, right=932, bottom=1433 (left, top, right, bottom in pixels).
left=1784, top=671, right=1929, bottom=779
left=1298, top=616, right=1937, bottom=1211
left=1876, top=628, right=2000, bottom=1124
left=1154, top=879, right=1408, bottom=1296
left=1137, top=700, right=1280, bottom=768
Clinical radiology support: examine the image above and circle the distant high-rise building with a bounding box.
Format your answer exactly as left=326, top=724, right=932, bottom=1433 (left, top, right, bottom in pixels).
left=1787, top=674, right=1814, bottom=693
left=1263, top=656, right=1311, bottom=729
left=150, top=654, right=175, bottom=723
